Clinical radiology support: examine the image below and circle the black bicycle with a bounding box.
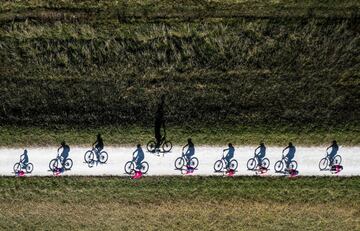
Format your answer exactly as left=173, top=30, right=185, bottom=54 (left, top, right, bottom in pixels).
left=319, top=151, right=342, bottom=171
left=147, top=137, right=172, bottom=153
left=247, top=152, right=270, bottom=171
left=49, top=152, right=73, bottom=171
left=274, top=151, right=298, bottom=173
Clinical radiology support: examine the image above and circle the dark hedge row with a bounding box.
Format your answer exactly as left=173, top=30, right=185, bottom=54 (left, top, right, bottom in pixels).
left=0, top=16, right=359, bottom=127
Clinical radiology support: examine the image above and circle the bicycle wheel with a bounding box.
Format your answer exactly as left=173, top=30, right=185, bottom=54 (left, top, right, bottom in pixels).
left=190, top=157, right=199, bottom=169
left=261, top=158, right=270, bottom=169
left=229, top=159, right=238, bottom=171
left=274, top=160, right=284, bottom=172
left=49, top=159, right=58, bottom=171
left=141, top=161, right=149, bottom=174
left=247, top=158, right=257, bottom=170
left=26, top=163, right=34, bottom=173
left=290, top=160, right=298, bottom=170
left=84, top=150, right=94, bottom=163
left=213, top=160, right=223, bottom=172
left=99, top=151, right=109, bottom=163
left=64, top=158, right=73, bottom=170
left=13, top=163, right=21, bottom=173
left=147, top=140, right=156, bottom=152
left=174, top=157, right=184, bottom=169
left=162, top=140, right=172, bottom=152
left=334, top=155, right=342, bottom=165
left=319, top=158, right=328, bottom=170
left=124, top=161, right=134, bottom=174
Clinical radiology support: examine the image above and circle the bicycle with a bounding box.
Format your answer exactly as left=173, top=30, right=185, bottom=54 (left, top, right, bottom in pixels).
left=319, top=151, right=342, bottom=171
left=124, top=157, right=149, bottom=175
left=274, top=151, right=298, bottom=173
left=147, top=137, right=172, bottom=153
left=246, top=152, right=270, bottom=171
left=84, top=147, right=109, bottom=164
left=174, top=150, right=199, bottom=170
left=13, top=158, right=34, bottom=174
left=213, top=150, right=238, bottom=172
left=49, top=152, right=73, bottom=171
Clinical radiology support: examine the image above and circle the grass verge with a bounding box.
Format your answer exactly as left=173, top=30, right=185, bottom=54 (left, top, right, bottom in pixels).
left=0, top=176, right=359, bottom=230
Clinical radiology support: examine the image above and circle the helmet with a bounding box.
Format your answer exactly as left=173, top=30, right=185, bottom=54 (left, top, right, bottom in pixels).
left=228, top=143, right=233, bottom=147
left=332, top=140, right=337, bottom=145
left=61, top=141, right=66, bottom=146
left=288, top=142, right=293, bottom=146
left=187, top=138, right=192, bottom=143
left=137, top=144, right=141, bottom=148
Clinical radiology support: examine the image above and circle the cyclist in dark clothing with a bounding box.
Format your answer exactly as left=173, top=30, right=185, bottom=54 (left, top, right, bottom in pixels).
left=327, top=140, right=339, bottom=166
left=58, top=141, right=70, bottom=168
left=283, top=142, right=296, bottom=170
left=223, top=143, right=235, bottom=169
left=133, top=144, right=145, bottom=170
left=255, top=142, right=266, bottom=167
left=20, top=149, right=29, bottom=167
left=183, top=138, right=195, bottom=166
left=154, top=95, right=166, bottom=151
left=93, top=133, right=104, bottom=160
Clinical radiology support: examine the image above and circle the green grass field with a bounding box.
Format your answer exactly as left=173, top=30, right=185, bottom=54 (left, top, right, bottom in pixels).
left=0, top=176, right=359, bottom=230
left=0, top=0, right=359, bottom=146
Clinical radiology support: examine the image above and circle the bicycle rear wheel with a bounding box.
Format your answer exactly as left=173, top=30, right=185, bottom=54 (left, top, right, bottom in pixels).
left=26, top=163, right=34, bottom=173
left=162, top=140, right=172, bottom=152
left=64, top=158, right=73, bottom=170
left=319, top=158, right=328, bottom=170
left=84, top=150, right=94, bottom=163
left=290, top=160, right=298, bottom=170
left=141, top=161, right=149, bottom=174
left=229, top=159, right=238, bottom=171
left=261, top=158, right=270, bottom=169
left=334, top=155, right=342, bottom=165
left=190, top=157, right=199, bottom=169
left=246, top=158, right=257, bottom=170
left=147, top=140, right=156, bottom=152
left=213, top=160, right=223, bottom=172
left=99, top=151, right=109, bottom=163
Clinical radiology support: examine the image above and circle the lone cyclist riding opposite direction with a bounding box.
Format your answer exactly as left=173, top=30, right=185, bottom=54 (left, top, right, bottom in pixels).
left=283, top=142, right=296, bottom=171
left=154, top=95, right=166, bottom=152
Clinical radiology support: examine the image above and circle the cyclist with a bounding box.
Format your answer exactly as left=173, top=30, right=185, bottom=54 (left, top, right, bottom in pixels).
left=20, top=149, right=29, bottom=168
left=326, top=140, right=339, bottom=166
left=133, top=144, right=144, bottom=170
left=255, top=142, right=266, bottom=167
left=58, top=141, right=70, bottom=168
left=183, top=138, right=195, bottom=167
left=92, top=133, right=104, bottom=160
left=223, top=143, right=235, bottom=169
left=154, top=95, right=166, bottom=152
left=283, top=142, right=296, bottom=171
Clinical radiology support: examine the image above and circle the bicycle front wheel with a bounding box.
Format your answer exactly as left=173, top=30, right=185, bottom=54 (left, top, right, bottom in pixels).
left=174, top=157, right=184, bottom=169
left=99, top=151, right=109, bottom=163
left=247, top=158, right=257, bottom=170
left=49, top=159, right=58, bottom=171
left=13, top=163, right=21, bottom=173
left=274, top=160, right=284, bottom=172
left=162, top=140, right=172, bottom=152
left=147, top=140, right=156, bottom=152
left=319, top=158, right=328, bottom=170
left=124, top=161, right=134, bottom=174
left=213, top=160, right=223, bottom=172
